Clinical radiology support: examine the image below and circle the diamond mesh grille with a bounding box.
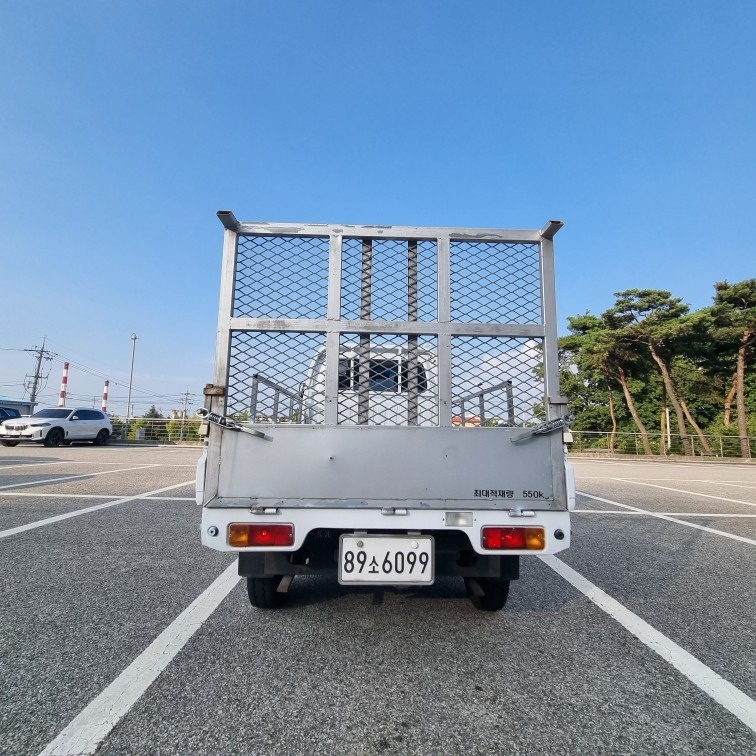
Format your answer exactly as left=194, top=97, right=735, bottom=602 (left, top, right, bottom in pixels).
left=341, top=238, right=437, bottom=321
left=223, top=230, right=550, bottom=428
left=337, top=334, right=438, bottom=426
left=233, top=236, right=330, bottom=318
left=450, top=241, right=541, bottom=323
left=227, top=331, right=324, bottom=422
left=451, top=337, right=544, bottom=427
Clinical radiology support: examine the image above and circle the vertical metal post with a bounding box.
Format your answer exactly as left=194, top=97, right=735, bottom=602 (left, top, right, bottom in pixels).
left=125, top=333, right=138, bottom=442
left=249, top=376, right=259, bottom=421
left=180, top=386, right=188, bottom=441
left=665, top=406, right=672, bottom=449
left=324, top=232, right=343, bottom=425
left=478, top=394, right=486, bottom=426
left=272, top=390, right=280, bottom=423
left=506, top=381, right=515, bottom=426
left=407, top=239, right=419, bottom=425
left=358, top=238, right=372, bottom=425
left=539, top=234, right=561, bottom=421
left=437, top=235, right=452, bottom=426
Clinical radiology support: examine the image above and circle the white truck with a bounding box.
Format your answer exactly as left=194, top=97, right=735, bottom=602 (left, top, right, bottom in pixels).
left=196, top=212, right=574, bottom=611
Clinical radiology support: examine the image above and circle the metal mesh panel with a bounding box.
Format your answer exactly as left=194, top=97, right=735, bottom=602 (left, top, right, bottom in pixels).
left=450, top=241, right=541, bottom=323
left=227, top=332, right=324, bottom=423
left=451, top=337, right=544, bottom=427
left=223, top=228, right=550, bottom=429
left=233, top=236, right=330, bottom=318
left=341, top=238, right=437, bottom=321
left=337, top=334, right=439, bottom=426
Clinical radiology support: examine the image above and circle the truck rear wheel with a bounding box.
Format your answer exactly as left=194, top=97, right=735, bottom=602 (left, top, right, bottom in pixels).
left=246, top=576, right=288, bottom=609
left=465, top=578, right=510, bottom=611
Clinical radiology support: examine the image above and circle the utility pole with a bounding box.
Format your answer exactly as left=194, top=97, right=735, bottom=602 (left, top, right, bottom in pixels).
left=180, top=386, right=190, bottom=441
left=124, top=334, right=138, bottom=442
left=25, top=338, right=52, bottom=408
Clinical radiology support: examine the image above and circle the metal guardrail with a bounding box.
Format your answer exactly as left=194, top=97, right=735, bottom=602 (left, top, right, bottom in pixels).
left=452, top=380, right=515, bottom=427
left=249, top=373, right=303, bottom=423
left=110, top=417, right=202, bottom=443
left=570, top=431, right=755, bottom=459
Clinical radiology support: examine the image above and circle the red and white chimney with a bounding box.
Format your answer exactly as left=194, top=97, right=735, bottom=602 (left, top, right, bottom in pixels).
left=58, top=362, right=69, bottom=406
left=101, top=380, right=109, bottom=413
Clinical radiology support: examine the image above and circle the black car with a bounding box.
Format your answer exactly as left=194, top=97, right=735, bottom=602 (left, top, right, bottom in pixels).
left=0, top=407, right=22, bottom=424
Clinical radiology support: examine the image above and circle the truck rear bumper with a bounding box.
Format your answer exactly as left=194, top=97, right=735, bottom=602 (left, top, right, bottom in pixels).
left=237, top=540, right=521, bottom=581
left=201, top=506, right=570, bottom=556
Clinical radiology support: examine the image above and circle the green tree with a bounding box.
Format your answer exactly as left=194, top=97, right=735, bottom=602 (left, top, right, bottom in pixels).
left=607, top=289, right=700, bottom=456
left=710, top=279, right=756, bottom=458
left=166, top=416, right=200, bottom=442
left=561, top=312, right=655, bottom=454
left=561, top=283, right=756, bottom=458
left=133, top=405, right=166, bottom=442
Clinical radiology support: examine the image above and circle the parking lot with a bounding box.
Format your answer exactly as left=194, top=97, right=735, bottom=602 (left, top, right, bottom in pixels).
left=1, top=446, right=755, bottom=755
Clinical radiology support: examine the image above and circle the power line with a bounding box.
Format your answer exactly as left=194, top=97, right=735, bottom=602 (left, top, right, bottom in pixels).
left=4, top=340, right=204, bottom=411
left=41, top=347, right=201, bottom=402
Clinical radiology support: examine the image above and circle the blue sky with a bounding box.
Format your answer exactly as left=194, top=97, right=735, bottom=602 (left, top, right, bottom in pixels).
left=1, top=1, right=754, bottom=415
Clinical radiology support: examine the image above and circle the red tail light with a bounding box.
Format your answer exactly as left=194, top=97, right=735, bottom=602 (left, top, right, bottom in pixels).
left=228, top=523, right=294, bottom=547
left=481, top=526, right=545, bottom=550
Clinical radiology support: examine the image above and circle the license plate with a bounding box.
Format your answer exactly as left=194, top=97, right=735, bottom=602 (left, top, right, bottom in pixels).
left=338, top=535, right=434, bottom=585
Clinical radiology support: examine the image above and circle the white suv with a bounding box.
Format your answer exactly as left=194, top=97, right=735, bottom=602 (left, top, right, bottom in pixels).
left=0, top=408, right=112, bottom=447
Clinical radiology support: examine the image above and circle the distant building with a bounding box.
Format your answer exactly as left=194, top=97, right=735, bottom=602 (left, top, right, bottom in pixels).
left=452, top=414, right=481, bottom=427
left=0, top=396, right=36, bottom=415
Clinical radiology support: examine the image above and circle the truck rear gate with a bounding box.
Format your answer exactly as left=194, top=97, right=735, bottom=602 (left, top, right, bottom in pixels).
left=197, top=213, right=573, bottom=610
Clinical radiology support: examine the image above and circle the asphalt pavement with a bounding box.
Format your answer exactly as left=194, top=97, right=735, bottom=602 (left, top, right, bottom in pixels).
left=1, top=446, right=755, bottom=755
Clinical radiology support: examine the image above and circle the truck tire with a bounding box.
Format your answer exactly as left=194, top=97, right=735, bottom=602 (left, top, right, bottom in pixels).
left=466, top=578, right=510, bottom=611
left=247, top=576, right=288, bottom=609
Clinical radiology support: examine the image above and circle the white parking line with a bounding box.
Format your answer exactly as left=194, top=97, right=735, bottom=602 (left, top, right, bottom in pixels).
left=574, top=509, right=756, bottom=518
left=0, top=481, right=194, bottom=540
left=143, top=497, right=196, bottom=502
left=0, top=465, right=158, bottom=491
left=0, top=492, right=195, bottom=501
left=38, top=561, right=240, bottom=756
left=612, top=478, right=756, bottom=509
left=701, top=481, right=756, bottom=491
left=541, top=555, right=756, bottom=734
left=585, top=477, right=755, bottom=485
left=577, top=491, right=756, bottom=546
left=0, top=460, right=174, bottom=471
left=0, top=461, right=74, bottom=471
left=0, top=492, right=195, bottom=502
left=574, top=459, right=743, bottom=470
left=0, top=492, right=122, bottom=500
